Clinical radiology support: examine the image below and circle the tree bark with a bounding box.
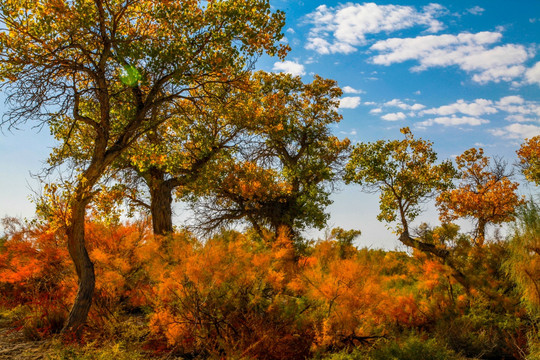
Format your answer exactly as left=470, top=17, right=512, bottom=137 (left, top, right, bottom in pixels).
left=146, top=168, right=178, bottom=236
left=63, top=198, right=95, bottom=335
left=61, top=162, right=106, bottom=334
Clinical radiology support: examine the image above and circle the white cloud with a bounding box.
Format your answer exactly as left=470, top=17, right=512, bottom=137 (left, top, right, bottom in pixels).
left=418, top=116, right=489, bottom=127
left=490, top=123, right=540, bottom=139
left=384, top=98, right=425, bottom=111
left=305, top=3, right=445, bottom=55
left=370, top=108, right=382, bottom=114
left=342, top=86, right=364, bottom=94
left=370, top=32, right=532, bottom=83
left=497, top=95, right=524, bottom=106
left=272, top=61, right=306, bottom=76
left=525, top=61, right=540, bottom=86
left=381, top=112, right=406, bottom=121
left=505, top=114, right=531, bottom=123
left=496, top=96, right=540, bottom=116
left=339, top=96, right=362, bottom=109
left=340, top=129, right=358, bottom=136
left=466, top=6, right=485, bottom=15
left=422, top=99, right=497, bottom=116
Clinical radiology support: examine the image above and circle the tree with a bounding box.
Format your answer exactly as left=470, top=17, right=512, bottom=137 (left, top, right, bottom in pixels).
left=343, top=128, right=469, bottom=286
left=344, top=128, right=455, bottom=251
left=437, top=148, right=525, bottom=246
left=0, top=0, right=286, bottom=333
left=193, top=72, right=350, bottom=241
left=517, top=135, right=540, bottom=186
left=49, top=82, right=258, bottom=236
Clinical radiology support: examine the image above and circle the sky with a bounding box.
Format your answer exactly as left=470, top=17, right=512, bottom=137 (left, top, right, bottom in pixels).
left=1, top=0, right=539, bottom=248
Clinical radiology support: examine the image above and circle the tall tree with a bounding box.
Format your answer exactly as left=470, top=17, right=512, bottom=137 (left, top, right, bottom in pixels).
left=0, top=0, right=286, bottom=333
left=194, top=72, right=350, bottom=240
left=437, top=148, right=524, bottom=246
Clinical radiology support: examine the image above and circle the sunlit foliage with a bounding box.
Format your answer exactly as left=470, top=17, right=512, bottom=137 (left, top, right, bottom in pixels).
left=517, top=135, right=540, bottom=185
left=437, top=148, right=525, bottom=245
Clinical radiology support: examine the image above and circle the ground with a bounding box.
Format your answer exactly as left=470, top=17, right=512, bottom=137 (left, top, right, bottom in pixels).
left=0, top=327, right=47, bottom=360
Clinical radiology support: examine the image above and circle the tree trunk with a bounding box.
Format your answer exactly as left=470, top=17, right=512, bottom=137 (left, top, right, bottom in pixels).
left=146, top=168, right=177, bottom=236
left=61, top=157, right=114, bottom=334
left=63, top=198, right=95, bottom=334
left=150, top=183, right=174, bottom=235
left=61, top=160, right=106, bottom=334
left=475, top=218, right=487, bottom=246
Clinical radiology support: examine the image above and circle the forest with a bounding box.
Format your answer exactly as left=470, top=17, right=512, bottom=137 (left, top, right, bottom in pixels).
left=0, top=0, right=539, bottom=359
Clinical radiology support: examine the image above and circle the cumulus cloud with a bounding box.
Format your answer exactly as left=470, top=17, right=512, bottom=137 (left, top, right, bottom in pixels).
left=384, top=99, right=426, bottom=111
left=490, top=123, right=540, bottom=139
left=525, top=61, right=540, bottom=86
left=496, top=95, right=540, bottom=116
left=272, top=61, right=306, bottom=76
left=370, top=108, right=382, bottom=114
left=497, top=95, right=524, bottom=106
left=339, top=96, right=362, bottom=109
left=342, top=86, right=364, bottom=94
left=418, top=116, right=489, bottom=127
left=381, top=112, right=406, bottom=121
left=370, top=32, right=532, bottom=83
left=422, top=99, right=498, bottom=116
left=305, top=3, right=446, bottom=55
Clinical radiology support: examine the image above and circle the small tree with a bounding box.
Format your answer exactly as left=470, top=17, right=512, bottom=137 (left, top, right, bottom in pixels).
left=437, top=148, right=525, bottom=246
left=344, top=128, right=455, bottom=252
left=344, top=128, right=469, bottom=286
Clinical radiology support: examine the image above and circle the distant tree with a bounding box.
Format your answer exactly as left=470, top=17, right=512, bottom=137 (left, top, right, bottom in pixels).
left=0, top=0, right=286, bottom=333
left=517, top=135, right=540, bottom=186
left=437, top=148, right=525, bottom=246
left=193, top=73, right=350, bottom=241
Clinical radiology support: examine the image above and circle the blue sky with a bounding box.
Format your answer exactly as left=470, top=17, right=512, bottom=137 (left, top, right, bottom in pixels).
left=1, top=1, right=539, bottom=248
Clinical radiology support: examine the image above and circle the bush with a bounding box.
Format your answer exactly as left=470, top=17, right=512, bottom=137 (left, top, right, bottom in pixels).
left=369, top=335, right=464, bottom=360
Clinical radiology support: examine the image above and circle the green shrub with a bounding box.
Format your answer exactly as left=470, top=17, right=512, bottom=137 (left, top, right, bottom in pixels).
left=369, top=335, right=463, bottom=360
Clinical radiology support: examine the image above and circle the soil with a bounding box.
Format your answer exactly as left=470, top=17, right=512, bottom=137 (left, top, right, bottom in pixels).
left=0, top=327, right=48, bottom=360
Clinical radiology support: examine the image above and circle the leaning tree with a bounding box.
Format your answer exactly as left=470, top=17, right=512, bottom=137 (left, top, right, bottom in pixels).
left=0, top=0, right=286, bottom=333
